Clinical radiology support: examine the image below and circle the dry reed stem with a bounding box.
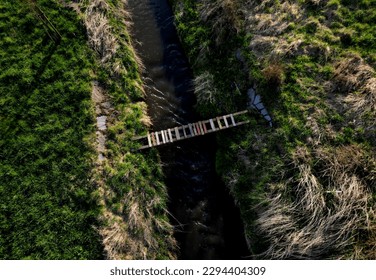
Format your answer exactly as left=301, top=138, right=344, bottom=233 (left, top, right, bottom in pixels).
left=71, top=0, right=174, bottom=259
left=194, top=71, right=219, bottom=104
left=198, top=0, right=242, bottom=45
left=256, top=151, right=373, bottom=259
left=333, top=54, right=376, bottom=131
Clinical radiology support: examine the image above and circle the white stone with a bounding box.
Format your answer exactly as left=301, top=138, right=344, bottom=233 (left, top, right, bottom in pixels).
left=97, top=116, right=107, bottom=131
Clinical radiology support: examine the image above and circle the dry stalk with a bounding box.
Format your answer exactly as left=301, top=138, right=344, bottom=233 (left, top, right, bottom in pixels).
left=255, top=153, right=373, bottom=259
left=71, top=1, right=174, bottom=259
left=198, top=0, right=242, bottom=45
left=194, top=71, right=219, bottom=105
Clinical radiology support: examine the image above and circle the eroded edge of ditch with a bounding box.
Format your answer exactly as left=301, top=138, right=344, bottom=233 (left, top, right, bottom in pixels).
left=67, top=0, right=177, bottom=260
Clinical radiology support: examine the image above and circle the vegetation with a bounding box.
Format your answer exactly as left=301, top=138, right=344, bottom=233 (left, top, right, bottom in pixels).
left=0, top=0, right=176, bottom=259
left=2, top=0, right=374, bottom=260
left=64, top=0, right=176, bottom=260
left=0, top=0, right=103, bottom=259
left=169, top=0, right=376, bottom=259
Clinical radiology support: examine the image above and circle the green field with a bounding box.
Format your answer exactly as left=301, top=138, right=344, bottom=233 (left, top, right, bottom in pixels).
left=0, top=0, right=103, bottom=259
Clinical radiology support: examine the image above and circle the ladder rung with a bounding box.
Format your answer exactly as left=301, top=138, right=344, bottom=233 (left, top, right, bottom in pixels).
left=230, top=114, right=236, bottom=126
left=223, top=116, right=229, bottom=127
left=155, top=132, right=160, bottom=145
left=168, top=129, right=173, bottom=142
left=192, top=123, right=197, bottom=135
left=147, top=133, right=152, bottom=147
left=200, top=121, right=206, bottom=134
left=175, top=127, right=180, bottom=140
left=217, top=117, right=223, bottom=129
left=209, top=119, right=216, bottom=131
left=188, top=124, right=194, bottom=136
left=195, top=123, right=201, bottom=135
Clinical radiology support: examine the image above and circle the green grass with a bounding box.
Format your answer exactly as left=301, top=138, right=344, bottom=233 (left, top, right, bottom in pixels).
left=1, top=0, right=175, bottom=260
left=0, top=0, right=103, bottom=259
left=170, top=0, right=376, bottom=258
left=77, top=0, right=176, bottom=259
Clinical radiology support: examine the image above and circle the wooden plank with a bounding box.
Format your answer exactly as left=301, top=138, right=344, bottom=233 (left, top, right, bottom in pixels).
left=166, top=130, right=170, bottom=143
left=175, top=127, right=180, bottom=140
left=147, top=133, right=152, bottom=147
left=233, top=110, right=249, bottom=116
left=188, top=124, right=194, bottom=136
left=198, top=122, right=203, bottom=134
left=168, top=129, right=173, bottom=142
left=192, top=123, right=197, bottom=135
left=132, top=135, right=147, bottom=140
left=200, top=121, right=207, bottom=134
left=230, top=114, right=236, bottom=126
left=201, top=121, right=208, bottom=134
left=209, top=119, right=216, bottom=131
left=217, top=117, right=223, bottom=129
left=223, top=116, right=229, bottom=127
left=155, top=132, right=160, bottom=145
left=161, top=130, right=166, bottom=143
left=195, top=123, right=201, bottom=135
left=235, top=120, right=250, bottom=126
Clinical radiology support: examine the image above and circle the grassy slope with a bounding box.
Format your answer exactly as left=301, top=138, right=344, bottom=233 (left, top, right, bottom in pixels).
left=0, top=0, right=103, bottom=259
left=170, top=0, right=376, bottom=259
left=77, top=0, right=176, bottom=259
left=0, top=0, right=175, bottom=260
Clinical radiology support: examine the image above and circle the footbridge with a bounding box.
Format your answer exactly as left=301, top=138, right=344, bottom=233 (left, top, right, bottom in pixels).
left=133, top=110, right=250, bottom=150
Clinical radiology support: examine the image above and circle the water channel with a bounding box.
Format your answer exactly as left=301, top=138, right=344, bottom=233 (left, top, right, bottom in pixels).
left=127, top=0, right=249, bottom=259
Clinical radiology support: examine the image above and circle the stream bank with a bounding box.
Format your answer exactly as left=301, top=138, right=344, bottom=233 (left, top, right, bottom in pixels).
left=127, top=0, right=249, bottom=259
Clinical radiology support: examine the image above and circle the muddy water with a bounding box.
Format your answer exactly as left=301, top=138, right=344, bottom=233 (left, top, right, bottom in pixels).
left=127, top=0, right=249, bottom=259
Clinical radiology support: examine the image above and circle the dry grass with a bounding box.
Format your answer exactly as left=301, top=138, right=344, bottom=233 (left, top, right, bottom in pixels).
left=198, top=0, right=242, bottom=45
left=262, top=61, right=284, bottom=88
left=245, top=0, right=302, bottom=36
left=333, top=54, right=375, bottom=94
left=255, top=143, right=376, bottom=259
left=71, top=1, right=175, bottom=259
left=84, top=0, right=118, bottom=64
left=138, top=101, right=152, bottom=127
left=242, top=0, right=304, bottom=64
left=194, top=71, right=219, bottom=105
left=214, top=0, right=376, bottom=259
left=331, top=54, right=376, bottom=137
left=74, top=0, right=144, bottom=77
left=244, top=0, right=333, bottom=63
left=98, top=167, right=177, bottom=260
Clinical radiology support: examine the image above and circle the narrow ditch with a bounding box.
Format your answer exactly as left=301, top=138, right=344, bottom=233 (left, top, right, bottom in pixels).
left=127, top=0, right=249, bottom=259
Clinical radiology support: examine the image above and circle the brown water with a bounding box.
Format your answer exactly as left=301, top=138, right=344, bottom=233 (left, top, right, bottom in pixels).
left=127, top=0, right=249, bottom=259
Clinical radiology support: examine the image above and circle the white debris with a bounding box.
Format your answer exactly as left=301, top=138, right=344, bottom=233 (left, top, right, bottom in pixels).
left=98, top=153, right=105, bottom=161
left=97, top=116, right=107, bottom=131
